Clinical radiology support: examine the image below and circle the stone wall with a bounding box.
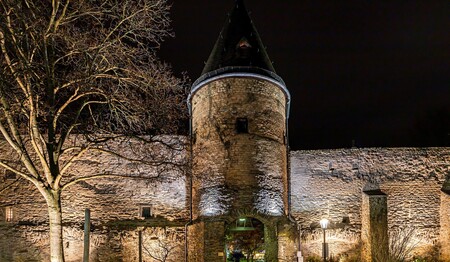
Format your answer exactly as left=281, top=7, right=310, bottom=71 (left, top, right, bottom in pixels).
left=189, top=75, right=292, bottom=261
left=191, top=76, right=288, bottom=218
left=441, top=186, right=450, bottom=260
left=0, top=136, right=189, bottom=262
left=290, top=147, right=449, bottom=259
left=361, top=191, right=388, bottom=262
left=0, top=225, right=186, bottom=262
left=1, top=136, right=449, bottom=261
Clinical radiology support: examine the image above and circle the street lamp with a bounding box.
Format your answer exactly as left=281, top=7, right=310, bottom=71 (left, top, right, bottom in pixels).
left=320, top=218, right=329, bottom=262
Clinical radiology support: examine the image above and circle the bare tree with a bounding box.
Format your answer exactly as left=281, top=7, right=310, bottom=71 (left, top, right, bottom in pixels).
left=368, top=226, right=420, bottom=262
left=0, top=0, right=187, bottom=261
left=143, top=228, right=183, bottom=262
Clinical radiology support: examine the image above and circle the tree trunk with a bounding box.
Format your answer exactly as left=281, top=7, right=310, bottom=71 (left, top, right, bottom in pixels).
left=46, top=191, right=65, bottom=262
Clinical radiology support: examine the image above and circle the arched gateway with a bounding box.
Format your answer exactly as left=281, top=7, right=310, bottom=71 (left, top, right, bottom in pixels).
left=187, top=1, right=298, bottom=261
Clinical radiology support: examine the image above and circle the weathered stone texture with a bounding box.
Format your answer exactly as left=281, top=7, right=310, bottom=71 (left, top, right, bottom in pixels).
left=187, top=220, right=235, bottom=261
left=441, top=190, right=450, bottom=260
left=191, top=77, right=288, bottom=218
left=0, top=136, right=189, bottom=261
left=361, top=192, right=388, bottom=262
left=189, top=75, right=295, bottom=261
left=277, top=222, right=299, bottom=262
left=204, top=221, right=226, bottom=262
left=1, top=136, right=189, bottom=224
left=0, top=225, right=48, bottom=261
left=2, top=134, right=449, bottom=261
left=264, top=223, right=279, bottom=262
left=291, top=147, right=449, bottom=258
left=187, top=221, right=204, bottom=262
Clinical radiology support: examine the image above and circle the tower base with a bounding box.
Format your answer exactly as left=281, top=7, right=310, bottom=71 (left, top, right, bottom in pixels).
left=187, top=214, right=298, bottom=262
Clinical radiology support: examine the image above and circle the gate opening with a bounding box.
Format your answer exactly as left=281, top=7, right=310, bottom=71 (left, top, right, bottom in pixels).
left=226, top=217, right=265, bottom=262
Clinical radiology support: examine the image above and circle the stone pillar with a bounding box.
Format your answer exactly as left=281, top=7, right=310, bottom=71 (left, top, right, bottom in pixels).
left=204, top=221, right=226, bottom=262
left=187, top=222, right=204, bottom=262
left=440, top=188, right=450, bottom=261
left=361, top=190, right=388, bottom=262
left=264, top=224, right=278, bottom=262
left=277, top=222, right=299, bottom=262
left=188, top=221, right=225, bottom=262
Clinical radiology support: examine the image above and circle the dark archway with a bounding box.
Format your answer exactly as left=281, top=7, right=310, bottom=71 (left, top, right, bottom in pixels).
left=225, top=217, right=265, bottom=262
left=223, top=209, right=280, bottom=261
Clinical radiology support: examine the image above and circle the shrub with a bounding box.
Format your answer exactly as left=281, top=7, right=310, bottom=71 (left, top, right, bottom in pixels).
left=305, top=255, right=322, bottom=262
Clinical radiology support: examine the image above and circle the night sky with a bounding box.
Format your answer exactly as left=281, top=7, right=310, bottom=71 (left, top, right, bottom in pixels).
left=159, top=1, right=450, bottom=150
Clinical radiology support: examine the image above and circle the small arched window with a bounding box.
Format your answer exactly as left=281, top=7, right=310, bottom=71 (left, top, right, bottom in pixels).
left=236, top=37, right=252, bottom=59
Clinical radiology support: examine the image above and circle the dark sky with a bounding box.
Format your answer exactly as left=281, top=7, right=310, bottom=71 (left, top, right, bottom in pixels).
left=159, top=1, right=450, bottom=150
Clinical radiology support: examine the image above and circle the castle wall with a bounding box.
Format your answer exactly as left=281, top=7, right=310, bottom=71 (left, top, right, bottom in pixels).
left=0, top=136, right=189, bottom=262
left=290, top=147, right=449, bottom=258
left=1, top=138, right=449, bottom=261
left=441, top=186, right=450, bottom=260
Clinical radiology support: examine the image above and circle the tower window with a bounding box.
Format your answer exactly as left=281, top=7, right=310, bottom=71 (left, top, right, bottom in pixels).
left=140, top=206, right=152, bottom=218
left=236, top=37, right=252, bottom=49
left=236, top=37, right=252, bottom=60
left=236, top=118, right=248, bottom=133
left=5, top=206, right=13, bottom=222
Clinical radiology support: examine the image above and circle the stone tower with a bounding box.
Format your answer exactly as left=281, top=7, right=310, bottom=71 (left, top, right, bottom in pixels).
left=187, top=1, right=297, bottom=261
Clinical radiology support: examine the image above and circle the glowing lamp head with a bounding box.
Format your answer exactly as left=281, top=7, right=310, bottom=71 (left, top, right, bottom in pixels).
left=320, top=218, right=329, bottom=229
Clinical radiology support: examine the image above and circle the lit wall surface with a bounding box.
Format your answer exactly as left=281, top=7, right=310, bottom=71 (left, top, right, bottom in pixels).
left=1, top=144, right=448, bottom=261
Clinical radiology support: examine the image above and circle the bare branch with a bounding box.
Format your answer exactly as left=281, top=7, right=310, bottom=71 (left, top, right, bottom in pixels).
left=28, top=99, right=52, bottom=182
left=0, top=160, right=44, bottom=188
left=53, top=89, right=105, bottom=129
left=0, top=94, right=40, bottom=179
left=89, top=147, right=184, bottom=167
left=0, top=31, right=28, bottom=95
left=0, top=1, right=187, bottom=259
left=0, top=177, right=21, bottom=195
left=46, top=0, right=59, bottom=35
left=53, top=0, right=69, bottom=32
left=61, top=173, right=161, bottom=191
left=0, top=161, right=29, bottom=179
left=57, top=146, right=90, bottom=185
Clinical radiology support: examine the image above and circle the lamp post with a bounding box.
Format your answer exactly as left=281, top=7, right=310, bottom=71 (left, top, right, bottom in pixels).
left=320, top=218, right=329, bottom=262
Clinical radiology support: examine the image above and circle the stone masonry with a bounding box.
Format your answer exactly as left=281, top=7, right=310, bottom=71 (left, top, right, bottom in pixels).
left=0, top=136, right=188, bottom=262
left=1, top=144, right=449, bottom=261
left=188, top=75, right=294, bottom=261
left=2, top=1, right=449, bottom=261
left=291, top=147, right=449, bottom=259
left=191, top=77, right=288, bottom=218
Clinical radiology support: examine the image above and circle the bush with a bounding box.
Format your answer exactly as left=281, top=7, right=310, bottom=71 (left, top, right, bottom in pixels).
left=305, top=255, right=322, bottom=262
left=412, top=243, right=443, bottom=262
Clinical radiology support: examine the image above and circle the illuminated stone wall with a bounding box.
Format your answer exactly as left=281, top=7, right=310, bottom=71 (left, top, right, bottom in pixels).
left=290, top=147, right=449, bottom=259
left=0, top=226, right=185, bottom=262
left=1, top=137, right=449, bottom=261
left=0, top=136, right=188, bottom=262
left=441, top=186, right=450, bottom=261
left=189, top=76, right=291, bottom=261
left=0, top=136, right=188, bottom=222
left=190, top=77, right=288, bottom=218
left=361, top=191, right=388, bottom=262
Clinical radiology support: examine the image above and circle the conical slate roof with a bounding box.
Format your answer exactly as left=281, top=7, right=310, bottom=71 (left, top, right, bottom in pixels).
left=201, top=0, right=276, bottom=75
